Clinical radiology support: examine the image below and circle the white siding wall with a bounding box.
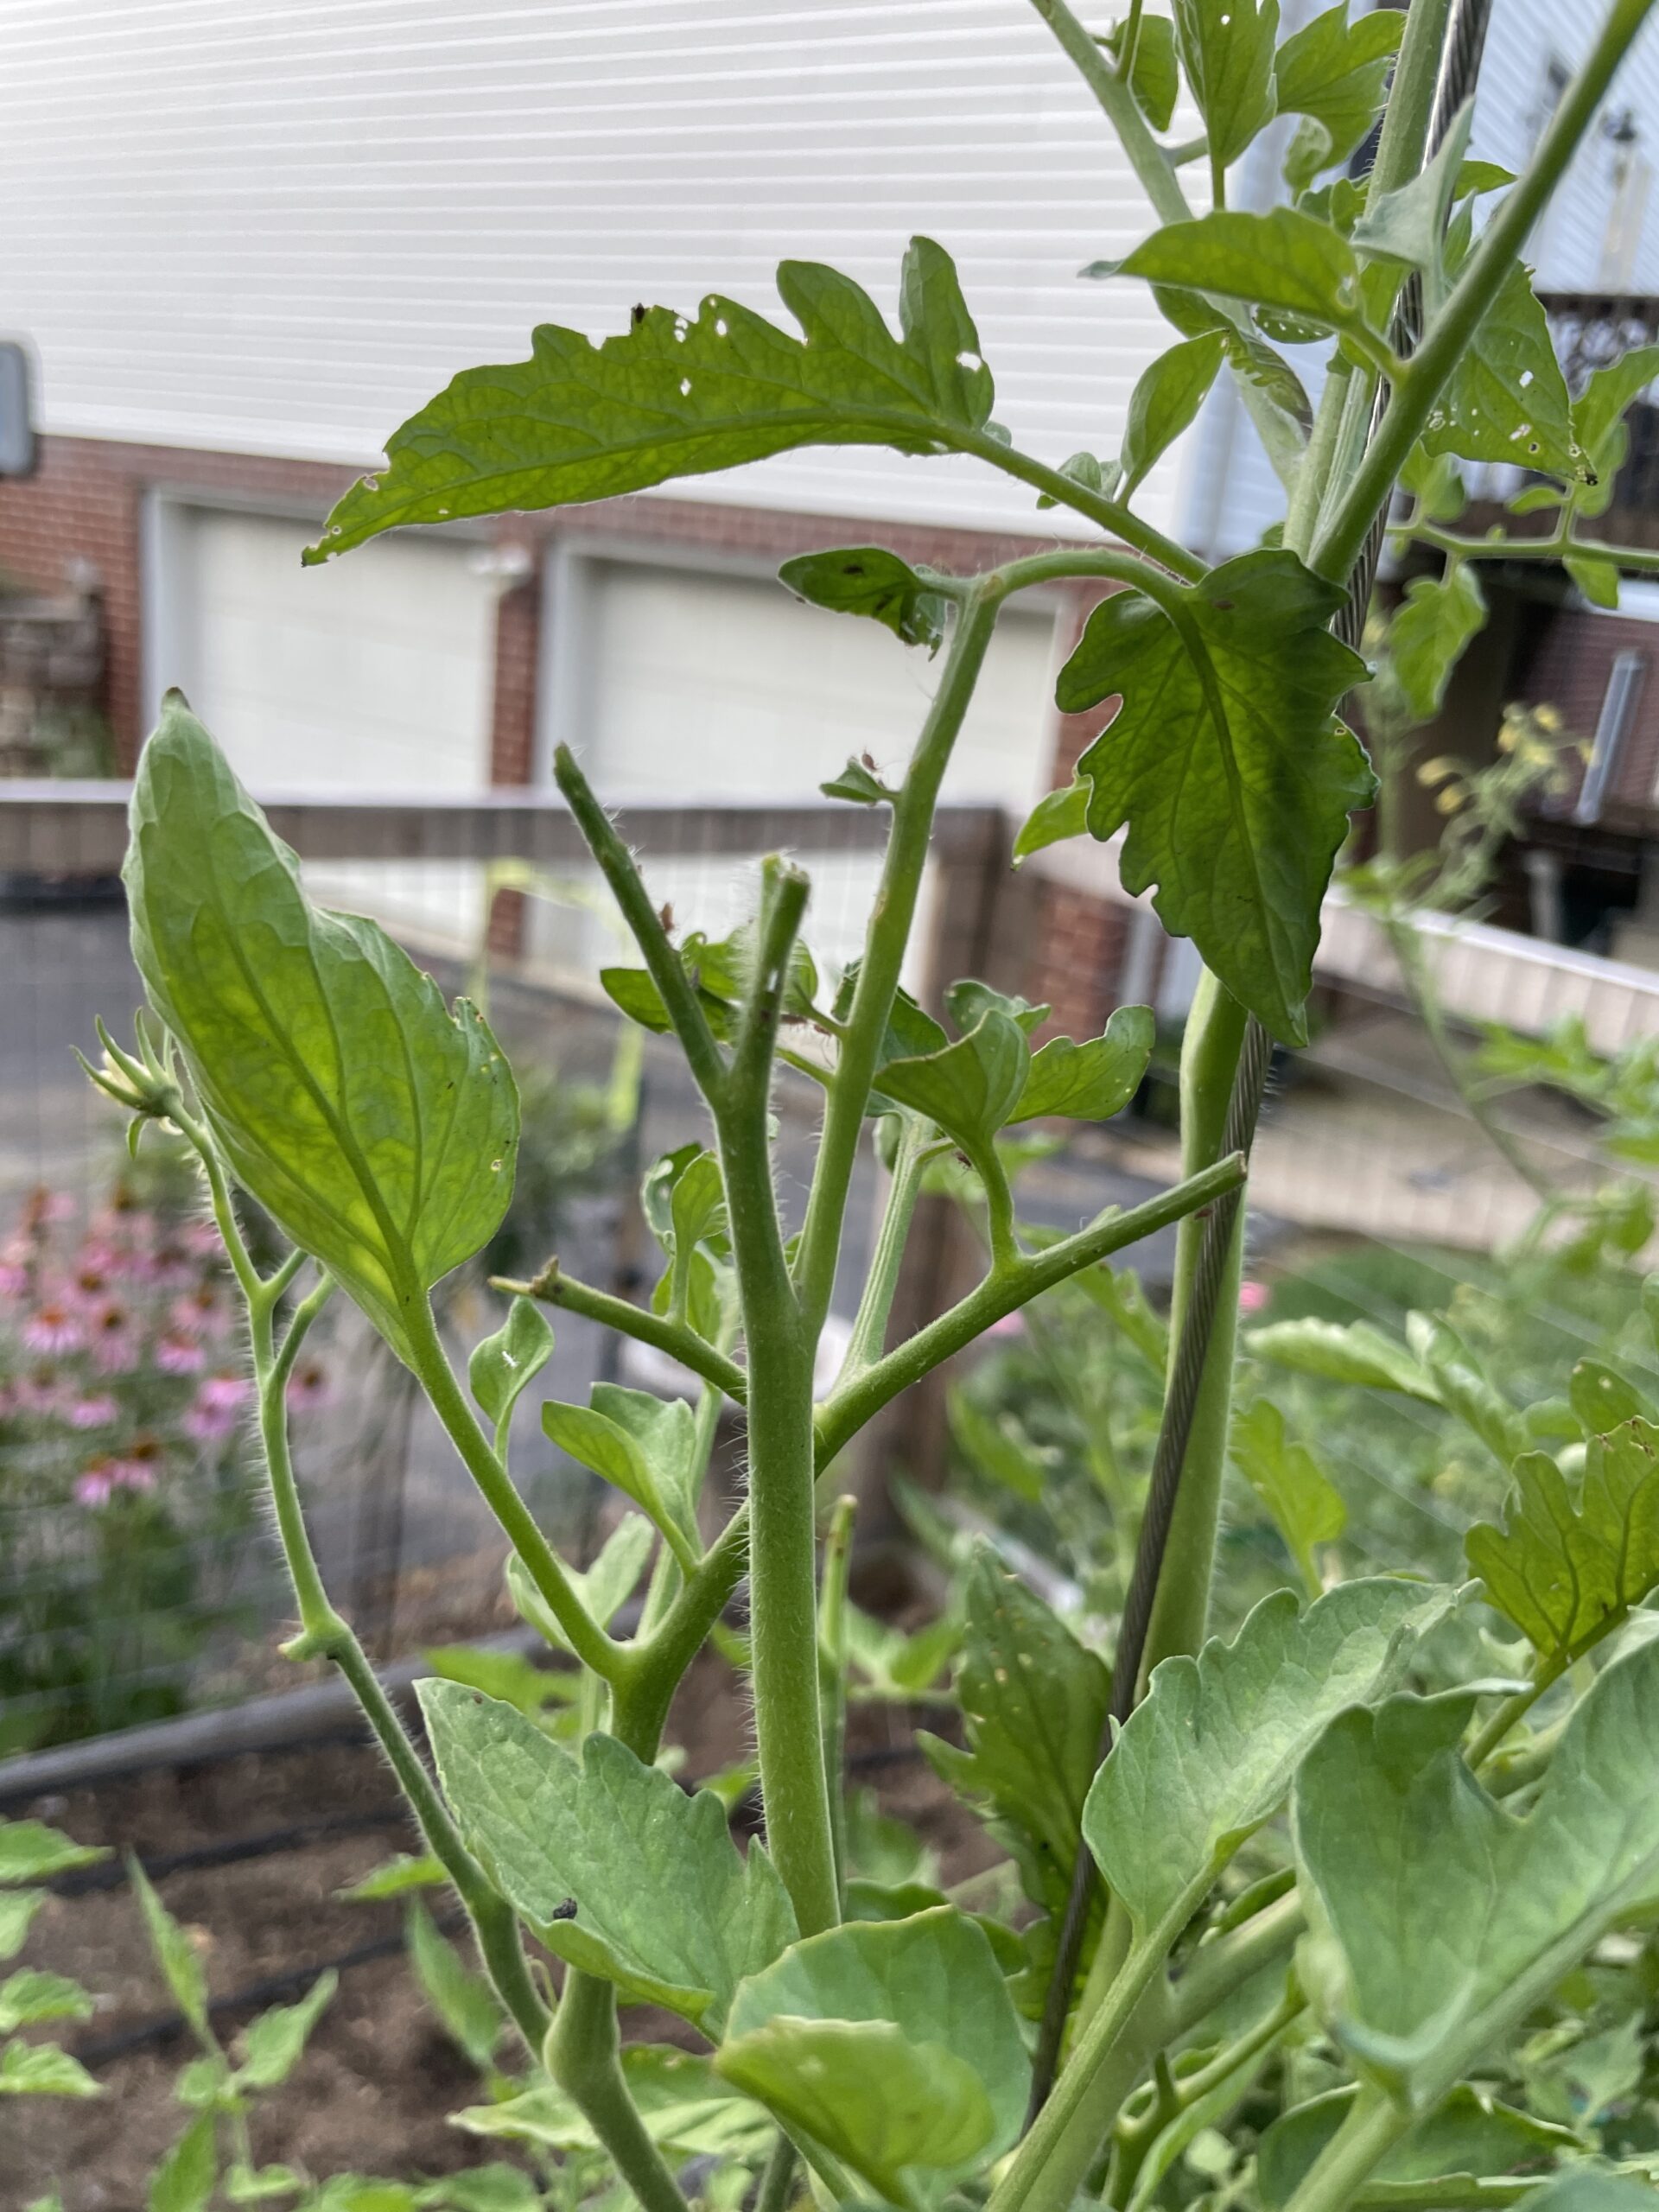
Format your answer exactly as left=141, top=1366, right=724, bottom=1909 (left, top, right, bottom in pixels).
left=0, top=0, right=1198, bottom=539
left=1191, top=0, right=1659, bottom=558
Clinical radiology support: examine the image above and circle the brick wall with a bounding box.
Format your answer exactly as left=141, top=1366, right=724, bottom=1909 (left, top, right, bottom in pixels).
left=1518, top=601, right=1659, bottom=817
left=0, top=431, right=1149, bottom=1021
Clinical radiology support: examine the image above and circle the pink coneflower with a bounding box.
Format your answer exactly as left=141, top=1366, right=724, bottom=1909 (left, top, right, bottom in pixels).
left=149, top=1241, right=195, bottom=1290
left=12, top=1364, right=63, bottom=1416
left=1237, top=1280, right=1270, bottom=1315
left=154, top=1332, right=207, bottom=1376
left=104, top=1435, right=163, bottom=1491
left=88, top=1300, right=138, bottom=1374
left=0, top=1240, right=33, bottom=1297
left=987, top=1312, right=1026, bottom=1339
left=286, top=1358, right=333, bottom=1413
left=171, top=1287, right=233, bottom=1339
left=22, top=1302, right=84, bottom=1355
left=181, top=1220, right=226, bottom=1261
left=67, top=1394, right=119, bottom=1430
left=68, top=1260, right=113, bottom=1307
left=186, top=1373, right=251, bottom=1443
left=74, top=1459, right=117, bottom=1506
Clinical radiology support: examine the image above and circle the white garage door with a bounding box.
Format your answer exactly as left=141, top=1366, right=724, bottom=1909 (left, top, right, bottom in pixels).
left=161, top=505, right=499, bottom=948
left=563, top=558, right=1058, bottom=973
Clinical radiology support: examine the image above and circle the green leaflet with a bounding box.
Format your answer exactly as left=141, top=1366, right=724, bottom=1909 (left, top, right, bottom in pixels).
left=1173, top=0, right=1279, bottom=173
left=1230, top=1398, right=1347, bottom=1596
left=1401, top=442, right=1467, bottom=523
left=918, top=1549, right=1109, bottom=2006
left=843, top=1602, right=963, bottom=1701
left=1101, top=210, right=1372, bottom=347
left=1351, top=104, right=1475, bottom=282
left=0, top=1969, right=94, bottom=2033
left=454, top=2046, right=773, bottom=2160
left=1119, top=335, right=1227, bottom=497
left=468, top=1297, right=553, bottom=1436
left=779, top=546, right=946, bottom=652
left=1572, top=343, right=1659, bottom=518
left=1014, top=780, right=1090, bottom=863
left=1571, top=1359, right=1658, bottom=1434
left=874, top=1010, right=1031, bottom=1152
left=418, top=1683, right=797, bottom=2031
left=308, top=239, right=995, bottom=559
left=406, top=1904, right=503, bottom=2071
left=541, top=1385, right=702, bottom=1572
left=234, top=1971, right=337, bottom=2089
left=0, top=1819, right=107, bottom=1884
left=0, top=1891, right=46, bottom=1961
left=1085, top=1580, right=1446, bottom=1942
left=1057, top=550, right=1372, bottom=1045
left=130, top=1855, right=211, bottom=2042
left=1274, top=2, right=1405, bottom=176
left=1422, top=251, right=1586, bottom=484
left=1567, top=552, right=1622, bottom=610
left=1390, top=563, right=1487, bottom=722
left=1465, top=1420, right=1659, bottom=1666
left=149, top=2113, right=219, bottom=2212
left=335, top=1853, right=446, bottom=1904
left=124, top=698, right=518, bottom=1363
left=1256, top=2084, right=1575, bottom=2209
left=1519, top=2176, right=1659, bottom=2211
left=0, top=2037, right=101, bottom=2097
left=507, top=1512, right=656, bottom=1656
left=1106, top=14, right=1179, bottom=131
left=1245, top=1314, right=1440, bottom=1402
left=1007, top=1006, right=1155, bottom=1125
left=1293, top=1635, right=1659, bottom=2109
left=716, top=1908, right=1029, bottom=2204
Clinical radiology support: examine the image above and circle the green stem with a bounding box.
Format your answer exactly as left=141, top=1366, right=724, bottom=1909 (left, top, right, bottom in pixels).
left=1281, top=2086, right=1414, bottom=2212
left=232, top=1256, right=551, bottom=2060
left=1137, top=972, right=1249, bottom=1680
left=1313, top=0, right=1659, bottom=582
left=794, top=588, right=1003, bottom=1340
left=1367, top=0, right=1456, bottom=200
left=987, top=1924, right=1179, bottom=2212
left=622, top=1504, right=751, bottom=1751
left=545, top=1970, right=690, bottom=2212
left=1169, top=1980, right=1304, bottom=2108
left=715, top=862, right=841, bottom=1940
left=818, top=1493, right=857, bottom=1902
left=554, top=743, right=727, bottom=1106
left=1402, top=521, right=1659, bottom=575
left=813, top=1154, right=1246, bottom=1465
left=957, top=429, right=1207, bottom=581
left=836, top=1117, right=936, bottom=1386
left=756, top=2134, right=798, bottom=2212
left=406, top=1301, right=622, bottom=1682
left=498, top=1262, right=747, bottom=1407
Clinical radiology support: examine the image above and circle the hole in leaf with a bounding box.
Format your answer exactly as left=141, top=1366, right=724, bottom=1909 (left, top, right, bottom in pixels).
left=715, top=316, right=729, bottom=337
left=680, top=377, right=692, bottom=397
left=956, top=349, right=984, bottom=372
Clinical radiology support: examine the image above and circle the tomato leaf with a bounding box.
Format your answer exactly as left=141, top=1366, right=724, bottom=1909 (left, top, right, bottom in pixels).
left=1058, top=549, right=1372, bottom=1045
left=308, top=239, right=995, bottom=558
left=1008, top=1005, right=1154, bottom=1124
left=1294, top=1636, right=1659, bottom=2109
left=1085, top=1580, right=1447, bottom=1946
left=1465, top=1419, right=1659, bottom=1666
left=1274, top=3, right=1405, bottom=176
left=715, top=1909, right=1028, bottom=2203
left=124, top=696, right=518, bottom=1363
left=779, top=546, right=946, bottom=652
left=419, top=1684, right=797, bottom=2031
left=469, top=1296, right=554, bottom=1434
left=1120, top=334, right=1227, bottom=496
left=1173, top=0, right=1279, bottom=173
left=1390, top=562, right=1487, bottom=721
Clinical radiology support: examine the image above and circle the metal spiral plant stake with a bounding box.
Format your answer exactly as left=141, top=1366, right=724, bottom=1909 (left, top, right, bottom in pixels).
left=1027, top=0, right=1496, bottom=2114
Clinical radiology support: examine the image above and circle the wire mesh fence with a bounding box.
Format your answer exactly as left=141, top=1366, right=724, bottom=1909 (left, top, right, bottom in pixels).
left=1, top=779, right=1655, bottom=1760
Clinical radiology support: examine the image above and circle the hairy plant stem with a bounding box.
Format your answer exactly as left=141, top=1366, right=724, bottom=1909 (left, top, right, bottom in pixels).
left=1281, top=2086, right=1414, bottom=2212
left=1402, top=520, right=1659, bottom=574
left=793, top=588, right=1003, bottom=1339
left=181, top=1129, right=556, bottom=2068
left=498, top=1262, right=747, bottom=1407
left=405, top=1300, right=621, bottom=1681
left=719, top=861, right=843, bottom=1939
left=836, top=1117, right=938, bottom=1388
left=818, top=1494, right=857, bottom=1902
left=813, top=1154, right=1247, bottom=1465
